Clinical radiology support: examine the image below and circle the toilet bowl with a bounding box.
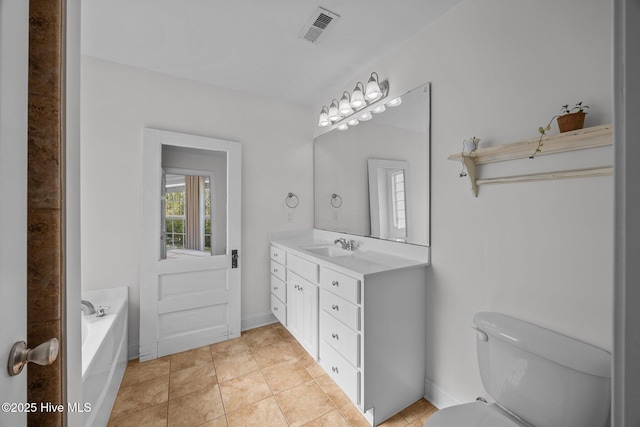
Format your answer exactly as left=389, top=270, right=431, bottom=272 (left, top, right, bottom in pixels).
left=424, top=312, right=611, bottom=427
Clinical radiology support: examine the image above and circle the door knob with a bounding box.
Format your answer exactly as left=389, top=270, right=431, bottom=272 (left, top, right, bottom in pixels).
left=8, top=338, right=59, bottom=376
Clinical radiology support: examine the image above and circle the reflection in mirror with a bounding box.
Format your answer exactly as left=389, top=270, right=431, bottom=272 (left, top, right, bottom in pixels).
left=368, top=159, right=410, bottom=242
left=160, top=145, right=227, bottom=259
left=314, top=83, right=430, bottom=246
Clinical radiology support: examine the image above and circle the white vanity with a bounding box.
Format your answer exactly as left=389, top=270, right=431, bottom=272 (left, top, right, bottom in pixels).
left=270, top=230, right=428, bottom=426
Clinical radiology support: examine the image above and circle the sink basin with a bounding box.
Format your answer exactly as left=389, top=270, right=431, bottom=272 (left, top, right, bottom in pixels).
left=301, top=245, right=353, bottom=258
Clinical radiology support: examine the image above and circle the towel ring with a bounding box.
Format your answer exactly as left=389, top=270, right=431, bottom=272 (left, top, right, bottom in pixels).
left=286, top=192, right=299, bottom=209
left=330, top=193, right=342, bottom=208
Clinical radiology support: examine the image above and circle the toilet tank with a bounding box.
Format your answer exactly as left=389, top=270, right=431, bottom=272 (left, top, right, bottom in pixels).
left=474, top=312, right=610, bottom=427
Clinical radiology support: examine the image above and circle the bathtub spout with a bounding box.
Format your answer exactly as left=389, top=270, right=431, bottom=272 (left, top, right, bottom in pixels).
left=81, top=300, right=96, bottom=315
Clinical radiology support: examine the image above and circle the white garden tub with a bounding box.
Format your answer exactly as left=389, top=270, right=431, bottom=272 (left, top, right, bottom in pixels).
left=81, top=287, right=128, bottom=427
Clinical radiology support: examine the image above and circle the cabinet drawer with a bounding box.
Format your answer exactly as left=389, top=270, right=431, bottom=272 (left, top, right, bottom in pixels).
left=271, top=275, right=286, bottom=303
left=320, top=342, right=360, bottom=405
left=320, top=289, right=360, bottom=331
left=320, top=267, right=360, bottom=304
left=270, top=246, right=286, bottom=263
left=320, top=311, right=360, bottom=367
left=270, top=260, right=286, bottom=282
left=288, top=253, right=319, bottom=283
left=271, top=294, right=286, bottom=325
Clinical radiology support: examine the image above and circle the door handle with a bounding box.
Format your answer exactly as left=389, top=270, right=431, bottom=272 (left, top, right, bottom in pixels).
left=8, top=338, right=59, bottom=376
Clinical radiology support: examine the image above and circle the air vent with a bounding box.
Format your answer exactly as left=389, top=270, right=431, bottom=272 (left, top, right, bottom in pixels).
left=299, top=7, right=340, bottom=44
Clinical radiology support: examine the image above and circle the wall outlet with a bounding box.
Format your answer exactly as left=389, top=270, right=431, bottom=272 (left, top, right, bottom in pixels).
left=286, top=211, right=293, bottom=222
left=333, top=210, right=339, bottom=221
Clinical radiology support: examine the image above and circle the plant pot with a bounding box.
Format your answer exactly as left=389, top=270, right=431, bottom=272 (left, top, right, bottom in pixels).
left=556, top=112, right=586, bottom=133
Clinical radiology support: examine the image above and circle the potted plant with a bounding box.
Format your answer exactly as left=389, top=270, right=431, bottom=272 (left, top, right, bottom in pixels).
left=556, top=102, right=589, bottom=132
left=530, top=102, right=589, bottom=158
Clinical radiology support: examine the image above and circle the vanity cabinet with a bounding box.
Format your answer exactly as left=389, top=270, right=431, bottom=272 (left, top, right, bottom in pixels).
left=270, top=241, right=427, bottom=426
left=270, top=246, right=319, bottom=358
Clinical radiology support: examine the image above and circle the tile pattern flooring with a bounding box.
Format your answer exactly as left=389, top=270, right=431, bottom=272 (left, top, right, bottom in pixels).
left=107, top=323, right=438, bottom=427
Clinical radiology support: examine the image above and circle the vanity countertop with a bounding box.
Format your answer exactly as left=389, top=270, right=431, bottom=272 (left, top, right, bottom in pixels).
left=271, top=236, right=428, bottom=278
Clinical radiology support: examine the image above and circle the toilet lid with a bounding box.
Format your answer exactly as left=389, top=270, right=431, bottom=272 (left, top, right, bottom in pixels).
left=424, top=402, right=531, bottom=427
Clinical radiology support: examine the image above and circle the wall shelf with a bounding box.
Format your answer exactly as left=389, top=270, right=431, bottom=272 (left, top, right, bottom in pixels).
left=448, top=124, right=613, bottom=197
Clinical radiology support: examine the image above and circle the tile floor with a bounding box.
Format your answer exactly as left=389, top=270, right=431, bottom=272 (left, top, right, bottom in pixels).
left=107, top=323, right=438, bottom=427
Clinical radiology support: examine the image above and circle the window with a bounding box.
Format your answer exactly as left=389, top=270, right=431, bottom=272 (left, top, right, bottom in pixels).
left=391, top=170, right=406, bottom=230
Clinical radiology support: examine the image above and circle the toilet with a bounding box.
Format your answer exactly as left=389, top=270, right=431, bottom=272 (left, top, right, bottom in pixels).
left=425, top=312, right=611, bottom=427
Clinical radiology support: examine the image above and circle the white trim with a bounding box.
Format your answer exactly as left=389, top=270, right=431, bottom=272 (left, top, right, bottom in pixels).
left=424, top=377, right=464, bottom=409
left=241, top=312, right=278, bottom=331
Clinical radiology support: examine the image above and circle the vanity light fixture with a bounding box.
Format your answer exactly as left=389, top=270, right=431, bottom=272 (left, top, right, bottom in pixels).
left=318, top=106, right=330, bottom=127
left=338, top=92, right=354, bottom=116
left=317, top=71, right=390, bottom=130
left=327, top=99, right=340, bottom=122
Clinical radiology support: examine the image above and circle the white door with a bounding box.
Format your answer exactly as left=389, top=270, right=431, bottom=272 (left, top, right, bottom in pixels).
left=139, top=129, right=241, bottom=360
left=0, top=0, right=29, bottom=424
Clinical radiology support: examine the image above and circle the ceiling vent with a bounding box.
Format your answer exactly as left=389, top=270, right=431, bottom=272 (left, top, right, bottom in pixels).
left=298, top=7, right=340, bottom=44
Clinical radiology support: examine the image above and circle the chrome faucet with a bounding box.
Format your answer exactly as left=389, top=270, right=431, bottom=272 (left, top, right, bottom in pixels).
left=334, top=238, right=357, bottom=251
left=81, top=300, right=96, bottom=316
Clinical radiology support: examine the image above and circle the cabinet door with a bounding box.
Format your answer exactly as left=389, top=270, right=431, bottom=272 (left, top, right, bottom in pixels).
left=299, top=282, right=319, bottom=359
left=286, top=279, right=301, bottom=340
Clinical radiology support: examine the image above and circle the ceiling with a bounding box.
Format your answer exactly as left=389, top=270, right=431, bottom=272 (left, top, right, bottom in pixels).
left=81, top=0, right=462, bottom=107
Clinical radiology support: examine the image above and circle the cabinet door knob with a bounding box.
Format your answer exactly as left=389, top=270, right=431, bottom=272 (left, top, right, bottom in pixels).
left=332, top=280, right=339, bottom=287
left=331, top=333, right=339, bottom=340
left=331, top=304, right=339, bottom=311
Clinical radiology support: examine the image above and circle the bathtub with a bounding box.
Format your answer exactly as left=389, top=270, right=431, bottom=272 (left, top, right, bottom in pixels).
left=81, top=287, right=128, bottom=427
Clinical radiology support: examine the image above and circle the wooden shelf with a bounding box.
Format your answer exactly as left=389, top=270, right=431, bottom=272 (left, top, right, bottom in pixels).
left=448, top=124, right=613, bottom=197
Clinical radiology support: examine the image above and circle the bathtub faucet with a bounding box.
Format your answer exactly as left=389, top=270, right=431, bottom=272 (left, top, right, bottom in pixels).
left=96, top=306, right=110, bottom=317
left=81, top=300, right=96, bottom=316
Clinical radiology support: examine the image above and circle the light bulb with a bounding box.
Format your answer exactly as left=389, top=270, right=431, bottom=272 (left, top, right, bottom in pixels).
left=358, top=111, right=372, bottom=121
left=337, top=123, right=349, bottom=131
left=372, top=105, right=386, bottom=114
left=318, top=107, right=330, bottom=127
left=347, top=118, right=359, bottom=126
left=365, top=72, right=382, bottom=101
left=338, top=92, right=354, bottom=116
left=327, top=100, right=340, bottom=122
left=350, top=83, right=366, bottom=109
left=386, top=97, right=402, bottom=107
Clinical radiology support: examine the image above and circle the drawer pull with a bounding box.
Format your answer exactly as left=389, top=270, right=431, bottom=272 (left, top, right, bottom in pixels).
left=331, top=333, right=339, bottom=340
left=331, top=366, right=339, bottom=373
left=332, top=280, right=339, bottom=287
left=274, top=253, right=278, bottom=257
left=274, top=286, right=278, bottom=290
left=273, top=307, right=278, bottom=311
left=331, top=304, right=339, bottom=311
left=273, top=268, right=278, bottom=273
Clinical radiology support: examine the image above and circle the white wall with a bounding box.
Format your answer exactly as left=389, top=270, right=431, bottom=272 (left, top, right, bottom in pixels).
left=316, top=0, right=614, bottom=404
left=80, top=56, right=314, bottom=357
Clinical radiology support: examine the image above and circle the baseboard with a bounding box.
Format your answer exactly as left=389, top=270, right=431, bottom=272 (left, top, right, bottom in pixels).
left=241, top=311, right=278, bottom=331
left=128, top=342, right=139, bottom=360
left=424, top=377, right=463, bottom=409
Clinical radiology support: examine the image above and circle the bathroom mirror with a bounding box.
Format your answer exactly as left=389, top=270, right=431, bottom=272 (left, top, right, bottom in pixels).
left=314, top=83, right=430, bottom=246
left=161, top=145, right=227, bottom=259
